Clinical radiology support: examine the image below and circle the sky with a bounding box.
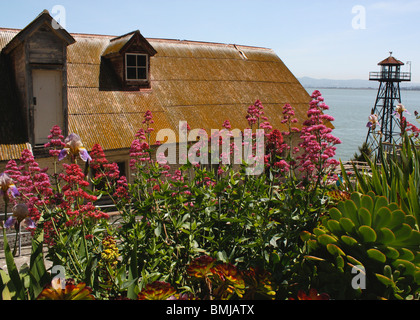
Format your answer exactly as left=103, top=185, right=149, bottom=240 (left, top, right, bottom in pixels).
left=1, top=0, right=420, bottom=82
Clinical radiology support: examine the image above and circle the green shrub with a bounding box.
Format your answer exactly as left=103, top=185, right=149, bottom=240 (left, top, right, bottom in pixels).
left=301, top=191, right=420, bottom=300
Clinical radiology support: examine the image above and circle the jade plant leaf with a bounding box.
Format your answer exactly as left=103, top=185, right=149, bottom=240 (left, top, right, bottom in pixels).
left=367, top=249, right=387, bottom=263
left=358, top=226, right=377, bottom=243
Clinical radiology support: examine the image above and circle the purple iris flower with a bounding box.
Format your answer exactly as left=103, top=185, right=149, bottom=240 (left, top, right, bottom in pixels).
left=58, top=133, right=92, bottom=163
left=4, top=204, right=36, bottom=230
left=0, top=172, right=20, bottom=200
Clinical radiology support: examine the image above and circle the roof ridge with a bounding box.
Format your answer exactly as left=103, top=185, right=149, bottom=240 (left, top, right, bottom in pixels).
left=0, top=27, right=271, bottom=50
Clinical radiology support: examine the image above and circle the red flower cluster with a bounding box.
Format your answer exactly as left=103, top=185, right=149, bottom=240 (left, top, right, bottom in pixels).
left=89, top=144, right=120, bottom=180
left=58, top=164, right=108, bottom=226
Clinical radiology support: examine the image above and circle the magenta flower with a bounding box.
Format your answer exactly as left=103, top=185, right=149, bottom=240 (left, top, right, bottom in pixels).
left=4, top=204, right=36, bottom=229
left=0, top=172, right=20, bottom=200
left=58, top=134, right=92, bottom=163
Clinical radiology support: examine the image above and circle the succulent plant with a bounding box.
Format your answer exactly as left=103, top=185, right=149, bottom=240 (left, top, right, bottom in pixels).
left=301, top=191, right=420, bottom=300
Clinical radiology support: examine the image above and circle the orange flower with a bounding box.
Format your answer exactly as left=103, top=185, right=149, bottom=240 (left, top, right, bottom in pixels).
left=290, top=289, right=330, bottom=300
left=243, top=267, right=276, bottom=300
left=137, top=281, right=177, bottom=300
left=187, top=255, right=216, bottom=279
left=212, top=263, right=245, bottom=299
left=37, top=278, right=95, bottom=300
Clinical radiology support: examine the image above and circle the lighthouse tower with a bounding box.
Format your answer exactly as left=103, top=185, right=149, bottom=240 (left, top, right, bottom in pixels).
left=366, top=52, right=411, bottom=153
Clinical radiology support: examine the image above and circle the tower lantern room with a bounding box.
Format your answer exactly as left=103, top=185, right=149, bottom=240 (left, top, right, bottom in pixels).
left=366, top=52, right=411, bottom=154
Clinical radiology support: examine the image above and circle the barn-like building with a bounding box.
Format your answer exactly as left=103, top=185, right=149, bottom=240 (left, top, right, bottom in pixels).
left=0, top=10, right=312, bottom=177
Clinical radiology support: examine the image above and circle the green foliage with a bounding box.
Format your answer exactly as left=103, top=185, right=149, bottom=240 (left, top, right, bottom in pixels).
left=0, top=225, right=51, bottom=300
left=301, top=191, right=420, bottom=300
left=114, top=159, right=328, bottom=297
left=342, top=134, right=420, bottom=226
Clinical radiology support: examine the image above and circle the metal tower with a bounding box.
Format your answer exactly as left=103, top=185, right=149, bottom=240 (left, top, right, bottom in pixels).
left=366, top=52, right=411, bottom=154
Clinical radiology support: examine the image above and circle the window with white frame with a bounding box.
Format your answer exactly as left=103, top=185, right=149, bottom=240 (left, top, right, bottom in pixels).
left=125, top=53, right=148, bottom=81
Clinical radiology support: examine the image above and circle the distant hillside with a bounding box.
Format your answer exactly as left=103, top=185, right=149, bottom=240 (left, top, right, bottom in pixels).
left=298, top=77, right=420, bottom=90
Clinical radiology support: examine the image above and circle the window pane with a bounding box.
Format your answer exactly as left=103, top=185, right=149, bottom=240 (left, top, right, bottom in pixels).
left=137, top=55, right=147, bottom=67
left=127, top=54, right=137, bottom=67
left=127, top=67, right=137, bottom=80
left=137, top=67, right=147, bottom=80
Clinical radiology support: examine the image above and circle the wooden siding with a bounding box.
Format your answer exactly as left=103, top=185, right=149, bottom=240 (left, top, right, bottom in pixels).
left=28, top=26, right=65, bottom=64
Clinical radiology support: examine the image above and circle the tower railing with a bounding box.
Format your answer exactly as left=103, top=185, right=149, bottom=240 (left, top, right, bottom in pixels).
left=369, top=71, right=411, bottom=82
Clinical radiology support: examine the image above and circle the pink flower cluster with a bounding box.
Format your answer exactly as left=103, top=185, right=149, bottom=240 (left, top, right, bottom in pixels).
left=5, top=150, right=53, bottom=222
left=44, top=125, right=66, bottom=158
left=297, top=90, right=341, bottom=180
left=246, top=100, right=267, bottom=128
left=130, top=111, right=156, bottom=169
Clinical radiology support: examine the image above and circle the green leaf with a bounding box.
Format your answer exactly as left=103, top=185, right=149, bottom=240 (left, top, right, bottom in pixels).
left=373, top=207, right=392, bottom=229
left=376, top=274, right=394, bottom=286
left=313, top=228, right=326, bottom=236
left=29, top=225, right=49, bottom=299
left=361, top=195, right=374, bottom=214
left=388, top=210, right=405, bottom=229
left=392, top=223, right=412, bottom=242
left=3, top=229, right=26, bottom=300
left=304, top=255, right=325, bottom=262
left=383, top=246, right=400, bottom=260
left=358, top=226, right=377, bottom=243
left=329, top=208, right=342, bottom=221
left=270, top=252, right=280, bottom=265
left=154, top=223, right=162, bottom=237
left=344, top=200, right=359, bottom=226
left=127, top=239, right=139, bottom=300
left=377, top=228, right=396, bottom=244
left=327, top=220, right=342, bottom=234
left=327, top=244, right=345, bottom=256
left=300, top=231, right=312, bottom=242
left=384, top=265, right=393, bottom=278
left=341, top=235, right=358, bottom=247
left=346, top=255, right=363, bottom=266
left=318, top=234, right=338, bottom=246
left=358, top=208, right=372, bottom=227
left=393, top=259, right=416, bottom=276
left=340, top=218, right=356, bottom=233
left=0, top=269, right=13, bottom=300
left=374, top=196, right=389, bottom=212
left=398, top=248, right=415, bottom=262
left=336, top=255, right=345, bottom=268
left=367, top=249, right=387, bottom=263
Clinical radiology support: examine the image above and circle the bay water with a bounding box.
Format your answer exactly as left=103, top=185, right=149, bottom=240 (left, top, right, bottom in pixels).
left=304, top=88, right=420, bottom=161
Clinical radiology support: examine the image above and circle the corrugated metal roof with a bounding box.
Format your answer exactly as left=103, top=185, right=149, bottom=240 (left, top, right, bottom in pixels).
left=0, top=143, right=32, bottom=161
left=0, top=26, right=313, bottom=159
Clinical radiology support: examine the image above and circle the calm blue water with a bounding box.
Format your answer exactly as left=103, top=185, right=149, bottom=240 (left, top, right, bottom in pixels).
left=305, top=88, right=420, bottom=161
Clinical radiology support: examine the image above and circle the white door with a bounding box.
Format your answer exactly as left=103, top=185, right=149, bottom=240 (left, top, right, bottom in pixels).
left=32, top=70, right=63, bottom=145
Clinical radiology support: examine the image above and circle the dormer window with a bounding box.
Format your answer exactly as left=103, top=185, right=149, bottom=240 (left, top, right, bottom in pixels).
left=126, top=53, right=148, bottom=81
left=102, top=30, right=157, bottom=90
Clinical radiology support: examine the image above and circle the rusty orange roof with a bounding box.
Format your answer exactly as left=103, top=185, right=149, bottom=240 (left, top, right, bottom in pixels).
left=378, top=55, right=404, bottom=66
left=0, top=27, right=313, bottom=159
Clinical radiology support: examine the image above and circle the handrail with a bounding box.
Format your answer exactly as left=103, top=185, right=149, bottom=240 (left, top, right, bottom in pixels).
left=369, top=71, right=411, bottom=81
